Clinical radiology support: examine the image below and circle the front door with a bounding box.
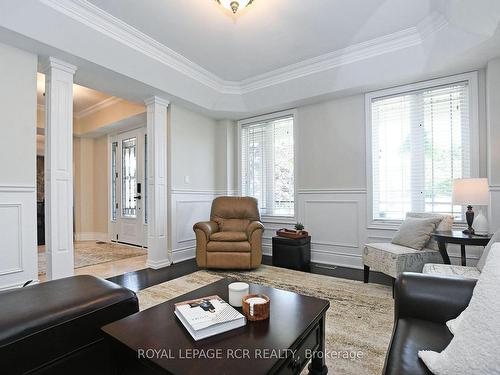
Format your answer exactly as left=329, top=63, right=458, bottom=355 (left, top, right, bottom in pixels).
left=110, top=128, right=146, bottom=247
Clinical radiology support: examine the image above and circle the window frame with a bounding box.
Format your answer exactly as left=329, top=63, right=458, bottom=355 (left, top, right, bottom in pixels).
left=365, top=72, right=480, bottom=229
left=237, top=109, right=298, bottom=222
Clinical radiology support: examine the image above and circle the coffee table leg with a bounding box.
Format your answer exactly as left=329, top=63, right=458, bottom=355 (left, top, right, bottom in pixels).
left=438, top=242, right=451, bottom=265
left=308, top=315, right=328, bottom=375
left=461, top=244, right=466, bottom=266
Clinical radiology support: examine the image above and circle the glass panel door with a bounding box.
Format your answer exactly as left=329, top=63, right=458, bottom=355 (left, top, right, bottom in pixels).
left=122, top=137, right=137, bottom=218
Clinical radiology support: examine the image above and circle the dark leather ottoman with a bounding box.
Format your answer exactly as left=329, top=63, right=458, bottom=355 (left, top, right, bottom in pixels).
left=384, top=272, right=476, bottom=375
left=0, top=275, right=139, bottom=374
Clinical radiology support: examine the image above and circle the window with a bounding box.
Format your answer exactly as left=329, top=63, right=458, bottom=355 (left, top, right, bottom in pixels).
left=111, top=141, right=118, bottom=221
left=368, top=75, right=477, bottom=222
left=122, top=137, right=137, bottom=218
left=240, top=113, right=295, bottom=217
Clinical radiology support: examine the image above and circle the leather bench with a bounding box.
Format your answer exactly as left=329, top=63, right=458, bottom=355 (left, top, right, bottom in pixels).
left=383, top=272, right=476, bottom=375
left=0, top=275, right=139, bottom=374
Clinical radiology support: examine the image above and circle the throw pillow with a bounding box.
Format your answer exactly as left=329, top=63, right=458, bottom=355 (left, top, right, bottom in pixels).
left=406, top=212, right=453, bottom=250
left=446, top=313, right=463, bottom=335
left=418, top=244, right=500, bottom=374
left=391, top=217, right=442, bottom=250
left=447, top=230, right=500, bottom=335
left=476, top=228, right=500, bottom=271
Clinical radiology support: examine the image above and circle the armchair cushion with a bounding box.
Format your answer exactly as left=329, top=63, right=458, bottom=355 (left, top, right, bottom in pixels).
left=363, top=243, right=442, bottom=278
left=217, top=218, right=250, bottom=232
left=210, top=231, right=248, bottom=242
left=422, top=263, right=480, bottom=279
left=207, top=241, right=251, bottom=252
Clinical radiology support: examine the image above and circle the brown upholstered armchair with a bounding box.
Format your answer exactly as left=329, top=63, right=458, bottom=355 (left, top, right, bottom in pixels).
left=193, top=196, right=264, bottom=269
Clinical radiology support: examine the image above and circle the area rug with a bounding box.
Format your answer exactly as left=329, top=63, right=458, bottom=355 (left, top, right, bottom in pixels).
left=137, top=265, right=393, bottom=375
left=38, top=241, right=147, bottom=276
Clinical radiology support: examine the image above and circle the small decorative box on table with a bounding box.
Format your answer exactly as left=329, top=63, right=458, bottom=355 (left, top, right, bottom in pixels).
left=272, top=235, right=311, bottom=271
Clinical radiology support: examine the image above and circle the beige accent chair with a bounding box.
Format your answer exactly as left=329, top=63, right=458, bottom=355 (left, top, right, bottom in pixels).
left=193, top=196, right=264, bottom=269
left=363, top=212, right=452, bottom=283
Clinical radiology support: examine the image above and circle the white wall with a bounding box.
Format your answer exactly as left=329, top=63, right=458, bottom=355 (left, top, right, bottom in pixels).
left=168, top=104, right=232, bottom=262
left=0, top=42, right=38, bottom=289
left=487, top=58, right=500, bottom=231
left=256, top=71, right=491, bottom=269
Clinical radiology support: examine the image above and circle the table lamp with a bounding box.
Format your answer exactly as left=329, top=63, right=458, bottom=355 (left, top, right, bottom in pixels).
left=452, top=178, right=489, bottom=235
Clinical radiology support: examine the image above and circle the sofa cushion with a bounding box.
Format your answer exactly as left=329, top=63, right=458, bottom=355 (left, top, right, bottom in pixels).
left=422, top=263, right=480, bottom=280
left=207, top=241, right=251, bottom=252
left=363, top=243, right=442, bottom=278
left=0, top=275, right=138, bottom=373
left=391, top=217, right=442, bottom=250
left=210, top=231, right=248, bottom=242
left=384, top=318, right=453, bottom=375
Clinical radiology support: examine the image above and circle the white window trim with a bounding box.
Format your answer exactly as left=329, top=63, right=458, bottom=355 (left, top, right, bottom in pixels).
left=365, top=71, right=480, bottom=230
left=237, top=109, right=298, bottom=222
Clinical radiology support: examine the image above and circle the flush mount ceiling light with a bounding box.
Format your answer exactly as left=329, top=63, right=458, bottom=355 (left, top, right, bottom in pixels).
left=216, top=0, right=254, bottom=14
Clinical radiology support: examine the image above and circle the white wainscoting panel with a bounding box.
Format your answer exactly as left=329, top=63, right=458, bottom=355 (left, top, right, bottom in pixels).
left=0, top=186, right=37, bottom=290
left=170, top=190, right=228, bottom=263
left=297, top=190, right=367, bottom=269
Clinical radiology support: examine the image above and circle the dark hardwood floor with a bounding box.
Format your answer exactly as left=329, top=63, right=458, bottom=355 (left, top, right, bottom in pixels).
left=107, top=255, right=393, bottom=292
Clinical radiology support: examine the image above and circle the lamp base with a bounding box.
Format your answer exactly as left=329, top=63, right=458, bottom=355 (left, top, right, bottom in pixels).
left=462, top=227, right=475, bottom=235
left=473, top=209, right=489, bottom=236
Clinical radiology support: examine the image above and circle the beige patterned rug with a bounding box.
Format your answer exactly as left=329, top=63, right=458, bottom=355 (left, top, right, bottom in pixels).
left=38, top=241, right=147, bottom=276
left=137, top=265, right=393, bottom=375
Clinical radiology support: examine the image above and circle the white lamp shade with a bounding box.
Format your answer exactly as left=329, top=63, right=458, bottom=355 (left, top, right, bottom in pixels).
left=452, top=178, right=489, bottom=206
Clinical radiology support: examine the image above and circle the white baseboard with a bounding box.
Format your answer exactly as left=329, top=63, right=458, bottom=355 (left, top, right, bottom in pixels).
left=146, top=257, right=172, bottom=270
left=263, top=244, right=363, bottom=269
left=74, top=232, right=108, bottom=242
left=172, top=246, right=196, bottom=263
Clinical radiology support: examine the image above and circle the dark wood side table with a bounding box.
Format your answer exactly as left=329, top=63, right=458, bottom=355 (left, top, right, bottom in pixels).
left=432, top=230, right=491, bottom=266
left=272, top=236, right=311, bottom=271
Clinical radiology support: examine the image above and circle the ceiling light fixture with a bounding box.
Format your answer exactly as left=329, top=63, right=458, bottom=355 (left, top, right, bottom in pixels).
left=216, top=0, right=254, bottom=14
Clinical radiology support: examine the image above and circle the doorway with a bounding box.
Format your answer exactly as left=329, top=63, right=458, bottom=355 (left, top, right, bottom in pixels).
left=110, top=127, right=147, bottom=247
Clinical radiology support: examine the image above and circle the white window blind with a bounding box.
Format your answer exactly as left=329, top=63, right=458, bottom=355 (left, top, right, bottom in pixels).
left=241, top=115, right=294, bottom=217
left=371, top=81, right=471, bottom=221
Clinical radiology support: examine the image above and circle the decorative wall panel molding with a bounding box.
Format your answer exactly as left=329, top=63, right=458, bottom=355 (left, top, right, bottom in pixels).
left=0, top=186, right=37, bottom=290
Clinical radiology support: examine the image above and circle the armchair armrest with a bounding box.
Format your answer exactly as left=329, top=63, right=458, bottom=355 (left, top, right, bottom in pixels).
left=395, top=272, right=476, bottom=324
left=247, top=221, right=264, bottom=238
left=193, top=221, right=219, bottom=240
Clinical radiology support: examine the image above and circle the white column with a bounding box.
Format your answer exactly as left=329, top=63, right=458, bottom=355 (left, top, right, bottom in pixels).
left=41, top=57, right=77, bottom=280
left=145, top=96, right=171, bottom=268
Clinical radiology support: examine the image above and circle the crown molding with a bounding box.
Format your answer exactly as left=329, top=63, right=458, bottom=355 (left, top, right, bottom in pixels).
left=38, top=96, right=124, bottom=119
left=40, top=0, right=449, bottom=96
left=74, top=96, right=122, bottom=119
left=40, top=0, right=226, bottom=91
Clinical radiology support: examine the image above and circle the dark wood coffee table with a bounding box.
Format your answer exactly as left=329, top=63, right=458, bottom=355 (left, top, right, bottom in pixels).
left=102, top=278, right=330, bottom=375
